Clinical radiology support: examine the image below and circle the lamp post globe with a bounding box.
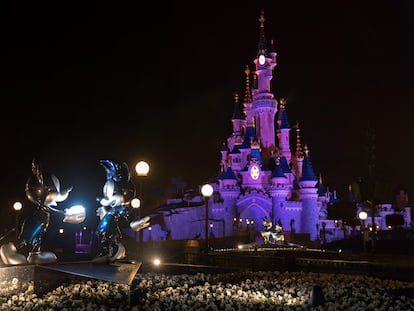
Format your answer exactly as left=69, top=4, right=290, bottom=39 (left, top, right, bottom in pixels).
left=13, top=201, right=23, bottom=212
left=131, top=198, right=141, bottom=209
left=201, top=184, right=213, bottom=197
left=358, top=211, right=368, bottom=222
left=135, top=161, right=150, bottom=177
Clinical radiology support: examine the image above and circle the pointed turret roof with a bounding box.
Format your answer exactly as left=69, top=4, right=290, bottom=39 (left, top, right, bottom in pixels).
left=279, top=156, right=292, bottom=174
left=232, top=92, right=244, bottom=120
left=299, top=145, right=318, bottom=182
left=221, top=143, right=229, bottom=152
left=219, top=166, right=237, bottom=180
left=249, top=139, right=264, bottom=165
left=240, top=126, right=256, bottom=149
left=317, top=173, right=326, bottom=196
left=271, top=161, right=287, bottom=179
left=277, top=98, right=290, bottom=129
left=256, top=11, right=269, bottom=57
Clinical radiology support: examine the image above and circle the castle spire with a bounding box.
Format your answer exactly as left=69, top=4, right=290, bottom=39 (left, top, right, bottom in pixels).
left=243, top=66, right=254, bottom=128
left=243, top=66, right=252, bottom=104
left=257, top=10, right=268, bottom=57
left=300, top=145, right=317, bottom=182
left=252, top=9, right=277, bottom=150
left=231, top=91, right=244, bottom=147
left=232, top=92, right=243, bottom=120
left=294, top=121, right=304, bottom=179
left=295, top=122, right=303, bottom=158
left=303, top=144, right=309, bottom=157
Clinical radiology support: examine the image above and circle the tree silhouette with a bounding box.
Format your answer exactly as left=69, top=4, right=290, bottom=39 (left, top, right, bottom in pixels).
left=328, top=199, right=358, bottom=239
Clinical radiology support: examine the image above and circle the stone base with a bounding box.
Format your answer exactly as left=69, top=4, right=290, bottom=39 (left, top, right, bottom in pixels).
left=0, top=260, right=141, bottom=304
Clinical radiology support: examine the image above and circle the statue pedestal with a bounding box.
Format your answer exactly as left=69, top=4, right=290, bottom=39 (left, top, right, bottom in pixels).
left=0, top=260, right=141, bottom=304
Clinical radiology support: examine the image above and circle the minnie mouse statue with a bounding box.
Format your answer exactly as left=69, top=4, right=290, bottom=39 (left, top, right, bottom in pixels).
left=93, top=159, right=150, bottom=263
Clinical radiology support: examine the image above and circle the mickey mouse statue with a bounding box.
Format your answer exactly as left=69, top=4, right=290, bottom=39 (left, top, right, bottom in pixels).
left=93, top=159, right=150, bottom=263
left=0, top=160, right=85, bottom=265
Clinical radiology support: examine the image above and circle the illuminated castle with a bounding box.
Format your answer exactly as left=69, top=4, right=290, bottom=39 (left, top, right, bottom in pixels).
left=136, top=12, right=328, bottom=245
left=143, top=12, right=411, bottom=245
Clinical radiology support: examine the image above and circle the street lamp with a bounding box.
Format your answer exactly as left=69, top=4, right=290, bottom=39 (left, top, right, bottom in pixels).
left=148, top=226, right=152, bottom=241
left=201, top=184, right=214, bottom=255
left=135, top=161, right=150, bottom=245
left=13, top=201, right=23, bottom=240
left=321, top=222, right=327, bottom=245
left=358, top=210, right=368, bottom=253
left=131, top=198, right=141, bottom=241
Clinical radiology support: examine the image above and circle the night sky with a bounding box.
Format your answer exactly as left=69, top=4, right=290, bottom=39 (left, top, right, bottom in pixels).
left=1, top=1, right=413, bottom=229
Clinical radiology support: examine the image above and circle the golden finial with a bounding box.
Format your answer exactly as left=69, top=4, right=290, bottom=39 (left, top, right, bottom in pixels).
left=303, top=144, right=309, bottom=157
left=275, top=155, right=280, bottom=166
left=245, top=65, right=250, bottom=76
left=280, top=98, right=286, bottom=110
left=319, top=173, right=323, bottom=184
left=259, top=10, right=265, bottom=27
left=233, top=91, right=239, bottom=103
left=251, top=141, right=260, bottom=149
left=292, top=120, right=300, bottom=130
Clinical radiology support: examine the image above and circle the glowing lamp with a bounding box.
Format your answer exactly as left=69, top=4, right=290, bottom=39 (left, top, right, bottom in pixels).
left=13, top=201, right=23, bottom=211
left=131, top=198, right=141, bottom=208
left=135, top=161, right=150, bottom=177
left=201, top=184, right=213, bottom=197
left=358, top=211, right=368, bottom=221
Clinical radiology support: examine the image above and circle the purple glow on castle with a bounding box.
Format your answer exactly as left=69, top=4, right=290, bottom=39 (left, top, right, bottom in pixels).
left=126, top=12, right=411, bottom=247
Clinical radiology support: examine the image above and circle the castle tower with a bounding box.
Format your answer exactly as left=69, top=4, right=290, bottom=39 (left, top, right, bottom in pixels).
left=268, top=157, right=290, bottom=225
left=218, top=166, right=240, bottom=236
left=299, top=145, right=319, bottom=240
left=276, top=98, right=292, bottom=163
left=252, top=11, right=278, bottom=160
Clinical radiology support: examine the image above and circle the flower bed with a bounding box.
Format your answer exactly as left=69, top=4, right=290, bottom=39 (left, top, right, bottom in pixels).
left=1, top=271, right=414, bottom=310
